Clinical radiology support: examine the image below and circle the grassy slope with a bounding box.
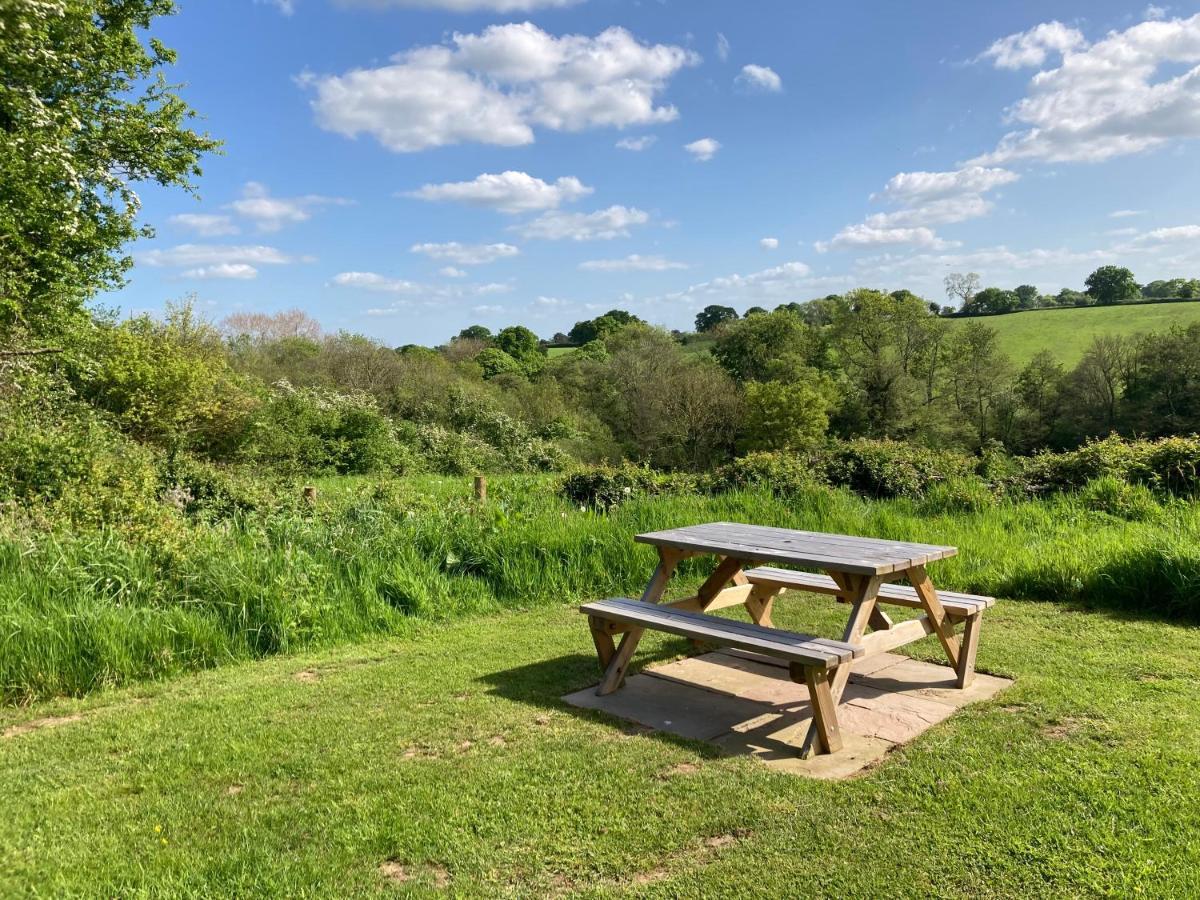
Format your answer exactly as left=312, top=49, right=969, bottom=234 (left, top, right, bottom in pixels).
left=951, top=302, right=1200, bottom=367
left=3, top=592, right=1200, bottom=897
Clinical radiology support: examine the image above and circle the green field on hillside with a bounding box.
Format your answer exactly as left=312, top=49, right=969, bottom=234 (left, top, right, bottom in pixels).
left=949, top=302, right=1200, bottom=367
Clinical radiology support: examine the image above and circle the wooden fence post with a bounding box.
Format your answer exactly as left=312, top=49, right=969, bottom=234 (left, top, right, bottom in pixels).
left=474, top=476, right=487, bottom=502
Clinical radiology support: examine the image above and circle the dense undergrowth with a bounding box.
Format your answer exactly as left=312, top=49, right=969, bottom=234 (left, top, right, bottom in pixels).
left=2, top=471, right=1198, bottom=704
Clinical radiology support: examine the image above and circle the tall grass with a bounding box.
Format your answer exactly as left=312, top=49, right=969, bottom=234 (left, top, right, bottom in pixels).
left=2, top=474, right=1198, bottom=703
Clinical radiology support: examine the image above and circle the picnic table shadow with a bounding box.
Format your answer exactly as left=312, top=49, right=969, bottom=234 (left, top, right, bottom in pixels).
left=475, top=640, right=729, bottom=759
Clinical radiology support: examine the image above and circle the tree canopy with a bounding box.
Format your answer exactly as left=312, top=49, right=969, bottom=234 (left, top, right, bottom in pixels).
left=0, top=0, right=219, bottom=339
left=695, top=305, right=739, bottom=332
left=1085, top=266, right=1141, bottom=306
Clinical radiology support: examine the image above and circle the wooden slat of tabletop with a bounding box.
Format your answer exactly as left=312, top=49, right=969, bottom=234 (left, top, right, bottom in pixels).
left=635, top=522, right=957, bottom=575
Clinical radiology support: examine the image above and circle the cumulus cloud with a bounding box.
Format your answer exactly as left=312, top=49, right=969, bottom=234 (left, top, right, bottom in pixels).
left=409, top=242, right=520, bottom=264
left=408, top=171, right=591, bottom=213
left=169, top=213, right=239, bottom=237
left=821, top=166, right=1016, bottom=252
left=657, top=261, right=854, bottom=309
left=440, top=266, right=468, bottom=278
left=616, top=135, right=657, bottom=151
left=181, top=263, right=259, bottom=280
left=684, top=138, right=721, bottom=161
left=978, top=21, right=1086, bottom=69
left=760, top=237, right=779, bottom=250
left=736, top=64, right=782, bottom=92
left=228, top=182, right=351, bottom=232
left=972, top=13, right=1200, bottom=165
left=303, top=23, right=699, bottom=152
left=579, top=254, right=687, bottom=271
left=816, top=225, right=957, bottom=253
left=1134, top=224, right=1200, bottom=243
left=516, top=205, right=649, bottom=240
left=139, top=244, right=306, bottom=268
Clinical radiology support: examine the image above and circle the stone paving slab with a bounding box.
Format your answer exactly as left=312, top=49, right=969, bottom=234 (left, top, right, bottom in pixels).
left=563, top=650, right=1012, bottom=779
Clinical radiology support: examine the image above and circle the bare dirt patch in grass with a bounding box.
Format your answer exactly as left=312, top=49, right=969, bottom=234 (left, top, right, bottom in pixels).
left=379, top=860, right=450, bottom=889
left=658, top=762, right=700, bottom=778
left=2, top=714, right=83, bottom=739
left=292, top=670, right=320, bottom=684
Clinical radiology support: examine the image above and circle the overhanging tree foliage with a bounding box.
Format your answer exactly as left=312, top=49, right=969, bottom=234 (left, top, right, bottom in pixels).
left=0, top=0, right=219, bottom=338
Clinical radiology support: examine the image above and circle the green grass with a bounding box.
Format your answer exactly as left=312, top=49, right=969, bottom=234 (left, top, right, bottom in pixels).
left=3, top=474, right=1200, bottom=705
left=547, top=346, right=577, bottom=358
left=951, top=301, right=1200, bottom=366
left=3, top=591, right=1200, bottom=896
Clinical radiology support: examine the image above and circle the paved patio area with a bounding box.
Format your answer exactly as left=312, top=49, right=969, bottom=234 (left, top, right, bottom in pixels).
left=564, top=649, right=1012, bottom=779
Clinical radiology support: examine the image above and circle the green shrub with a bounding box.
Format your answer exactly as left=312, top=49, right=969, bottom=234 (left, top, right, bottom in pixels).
left=559, top=464, right=700, bottom=508
left=708, top=451, right=821, bottom=497
left=240, top=383, right=408, bottom=476
left=1138, top=436, right=1200, bottom=495
left=1079, top=476, right=1161, bottom=521
left=920, top=476, right=997, bottom=515
left=1019, top=435, right=1142, bottom=493
left=821, top=440, right=976, bottom=499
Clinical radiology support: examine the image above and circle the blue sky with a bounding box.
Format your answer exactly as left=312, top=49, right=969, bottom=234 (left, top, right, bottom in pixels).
left=119, top=0, right=1200, bottom=345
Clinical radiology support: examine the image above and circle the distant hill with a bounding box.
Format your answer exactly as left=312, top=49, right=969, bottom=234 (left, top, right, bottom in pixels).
left=950, top=301, right=1200, bottom=367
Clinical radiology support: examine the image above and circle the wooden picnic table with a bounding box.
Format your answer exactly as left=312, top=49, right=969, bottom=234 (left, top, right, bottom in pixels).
left=586, top=521, right=992, bottom=758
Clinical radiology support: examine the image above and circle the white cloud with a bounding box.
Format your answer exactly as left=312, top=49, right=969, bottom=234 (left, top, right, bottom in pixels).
left=1145, top=5, right=1168, bottom=21
left=339, top=0, right=580, bottom=9
left=181, top=263, right=259, bottom=280
left=1110, top=209, right=1146, bottom=218
left=472, top=304, right=507, bottom=314
left=684, top=138, right=721, bottom=161
left=579, top=254, right=687, bottom=271
left=228, top=182, right=351, bottom=232
left=139, top=244, right=306, bottom=268
left=333, top=272, right=514, bottom=303
left=410, top=242, right=520, bottom=265
left=972, top=13, right=1200, bottom=165
left=978, top=21, right=1086, bottom=69
left=516, top=205, right=649, bottom=241
left=616, top=135, right=657, bottom=151
left=169, top=213, right=239, bottom=237
left=657, top=261, right=854, bottom=309
left=736, top=64, right=783, bottom=92
left=303, top=23, right=699, bottom=152
left=760, top=237, right=779, bottom=250
left=1135, top=224, right=1200, bottom=243
left=257, top=0, right=294, bottom=14
left=875, top=166, right=1019, bottom=204
left=716, top=32, right=730, bottom=62
left=408, top=171, right=591, bottom=213
left=816, top=225, right=957, bottom=253
left=440, top=266, right=468, bottom=278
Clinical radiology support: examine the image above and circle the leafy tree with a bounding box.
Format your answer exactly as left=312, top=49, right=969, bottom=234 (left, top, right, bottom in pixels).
left=744, top=306, right=768, bottom=317
left=1085, top=266, right=1140, bottom=306
left=1123, top=323, right=1200, bottom=436
left=943, top=272, right=981, bottom=309
left=1066, top=335, right=1131, bottom=434
left=494, top=326, right=541, bottom=362
left=695, top=305, right=739, bottom=332
left=475, top=347, right=524, bottom=380
left=1013, top=351, right=1069, bottom=451
left=739, top=373, right=836, bottom=452
left=1014, top=285, right=1040, bottom=309
left=1057, top=288, right=1091, bottom=307
left=945, top=321, right=1013, bottom=448
left=567, top=310, right=641, bottom=344
left=963, top=287, right=1020, bottom=316
left=711, top=311, right=820, bottom=382
left=1, top=0, right=219, bottom=338
left=457, top=325, right=493, bottom=342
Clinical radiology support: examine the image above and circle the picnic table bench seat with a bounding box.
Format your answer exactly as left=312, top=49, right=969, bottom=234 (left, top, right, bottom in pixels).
left=581, top=597, right=861, bottom=753
left=743, top=567, right=995, bottom=618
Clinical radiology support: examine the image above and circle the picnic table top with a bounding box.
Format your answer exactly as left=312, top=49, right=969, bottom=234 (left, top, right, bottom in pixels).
left=635, top=521, right=958, bottom=576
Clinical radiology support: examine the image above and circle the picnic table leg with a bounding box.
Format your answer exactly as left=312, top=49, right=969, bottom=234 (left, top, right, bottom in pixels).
left=956, top=612, right=981, bottom=688
left=907, top=565, right=961, bottom=672
left=800, top=573, right=883, bottom=758
left=793, top=664, right=843, bottom=754
left=744, top=582, right=777, bottom=628
left=831, top=571, right=892, bottom=632
left=596, top=548, right=684, bottom=695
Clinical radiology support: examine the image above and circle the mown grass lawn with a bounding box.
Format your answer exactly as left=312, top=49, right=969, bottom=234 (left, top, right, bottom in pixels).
left=4, top=582, right=1200, bottom=897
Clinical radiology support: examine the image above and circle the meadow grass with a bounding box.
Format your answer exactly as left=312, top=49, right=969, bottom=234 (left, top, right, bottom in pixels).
left=948, top=300, right=1200, bottom=366
left=2, top=594, right=1199, bottom=896
left=1, top=474, right=1198, bottom=704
